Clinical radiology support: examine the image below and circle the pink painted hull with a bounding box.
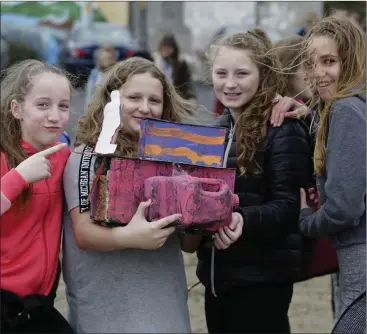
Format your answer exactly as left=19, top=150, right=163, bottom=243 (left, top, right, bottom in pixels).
left=91, top=158, right=236, bottom=232
left=145, top=175, right=238, bottom=231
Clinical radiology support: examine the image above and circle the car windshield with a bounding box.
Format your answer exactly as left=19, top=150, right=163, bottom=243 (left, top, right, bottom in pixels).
left=73, top=26, right=132, bottom=45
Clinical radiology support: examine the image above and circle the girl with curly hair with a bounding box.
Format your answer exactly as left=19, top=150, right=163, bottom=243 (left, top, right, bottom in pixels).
left=184, top=29, right=312, bottom=333
left=62, top=57, right=243, bottom=333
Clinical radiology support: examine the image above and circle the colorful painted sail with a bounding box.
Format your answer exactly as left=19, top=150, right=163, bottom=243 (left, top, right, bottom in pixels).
left=138, top=119, right=227, bottom=167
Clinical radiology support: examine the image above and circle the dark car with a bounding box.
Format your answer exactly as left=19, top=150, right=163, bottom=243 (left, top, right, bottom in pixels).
left=1, top=36, right=9, bottom=70
left=59, top=23, right=138, bottom=84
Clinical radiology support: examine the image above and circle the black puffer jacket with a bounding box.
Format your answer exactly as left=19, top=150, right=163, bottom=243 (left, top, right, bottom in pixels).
left=196, top=109, right=312, bottom=293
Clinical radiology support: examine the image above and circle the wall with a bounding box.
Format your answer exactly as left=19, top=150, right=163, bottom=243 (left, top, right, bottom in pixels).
left=138, top=1, right=323, bottom=54
left=95, top=1, right=129, bottom=26
left=186, top=1, right=324, bottom=51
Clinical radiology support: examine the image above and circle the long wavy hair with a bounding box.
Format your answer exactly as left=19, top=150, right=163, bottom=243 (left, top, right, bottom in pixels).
left=207, top=29, right=287, bottom=175
left=0, top=60, right=72, bottom=205
left=75, top=57, right=197, bottom=157
left=304, top=17, right=366, bottom=176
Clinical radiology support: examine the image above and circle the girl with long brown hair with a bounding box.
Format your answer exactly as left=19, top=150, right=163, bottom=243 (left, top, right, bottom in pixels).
left=62, top=57, right=243, bottom=333
left=298, top=16, right=366, bottom=327
left=187, top=29, right=311, bottom=333
left=0, top=60, right=73, bottom=333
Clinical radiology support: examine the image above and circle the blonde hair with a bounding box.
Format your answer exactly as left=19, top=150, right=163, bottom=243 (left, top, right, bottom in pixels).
left=0, top=59, right=72, bottom=204
left=75, top=57, right=197, bottom=157
left=207, top=28, right=287, bottom=175
left=305, top=17, right=366, bottom=176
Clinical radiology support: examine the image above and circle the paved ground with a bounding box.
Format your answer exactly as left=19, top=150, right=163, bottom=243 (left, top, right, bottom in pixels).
left=57, top=85, right=333, bottom=332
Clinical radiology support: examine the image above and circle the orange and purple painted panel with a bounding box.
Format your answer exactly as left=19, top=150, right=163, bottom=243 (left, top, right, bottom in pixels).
left=138, top=119, right=227, bottom=167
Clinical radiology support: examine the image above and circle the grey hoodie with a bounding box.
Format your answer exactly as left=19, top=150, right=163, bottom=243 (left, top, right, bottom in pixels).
left=299, top=93, right=366, bottom=246
left=299, top=93, right=366, bottom=312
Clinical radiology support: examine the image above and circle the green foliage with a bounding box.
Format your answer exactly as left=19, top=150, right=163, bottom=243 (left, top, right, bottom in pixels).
left=1, top=2, right=51, bottom=17
left=0, top=2, right=107, bottom=22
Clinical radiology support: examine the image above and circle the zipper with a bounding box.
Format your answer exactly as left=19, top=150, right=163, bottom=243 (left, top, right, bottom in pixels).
left=222, top=122, right=234, bottom=169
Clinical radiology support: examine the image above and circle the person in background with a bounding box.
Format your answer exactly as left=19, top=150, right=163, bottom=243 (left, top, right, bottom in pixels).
left=274, top=35, right=314, bottom=105
left=330, top=9, right=361, bottom=27
left=154, top=34, right=197, bottom=103
left=131, top=50, right=154, bottom=62
left=85, top=45, right=118, bottom=107
left=273, top=35, right=318, bottom=146
left=297, top=12, right=321, bottom=37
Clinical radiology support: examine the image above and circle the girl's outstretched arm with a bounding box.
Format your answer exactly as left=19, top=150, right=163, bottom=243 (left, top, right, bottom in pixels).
left=1, top=192, right=11, bottom=215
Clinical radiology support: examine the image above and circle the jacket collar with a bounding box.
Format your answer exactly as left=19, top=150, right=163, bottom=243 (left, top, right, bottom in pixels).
left=20, top=139, right=38, bottom=156
left=219, top=108, right=235, bottom=127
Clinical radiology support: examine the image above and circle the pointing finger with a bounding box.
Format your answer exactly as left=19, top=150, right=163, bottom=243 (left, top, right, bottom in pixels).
left=36, top=143, right=66, bottom=157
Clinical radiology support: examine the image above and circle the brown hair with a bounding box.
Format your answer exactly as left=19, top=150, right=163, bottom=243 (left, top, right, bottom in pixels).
left=207, top=29, right=287, bottom=175
left=305, top=17, right=366, bottom=176
left=274, top=36, right=318, bottom=108
left=274, top=36, right=306, bottom=75
left=75, top=57, right=197, bottom=157
left=0, top=59, right=72, bottom=204
left=159, top=34, right=180, bottom=60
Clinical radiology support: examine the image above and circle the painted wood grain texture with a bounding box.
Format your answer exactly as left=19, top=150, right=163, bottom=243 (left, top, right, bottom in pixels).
left=90, top=157, right=236, bottom=231
left=138, top=119, right=227, bottom=167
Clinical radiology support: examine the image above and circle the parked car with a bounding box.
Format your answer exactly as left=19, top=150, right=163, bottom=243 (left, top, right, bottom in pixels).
left=1, top=23, right=61, bottom=66
left=1, top=36, right=9, bottom=70
left=59, top=23, right=138, bottom=85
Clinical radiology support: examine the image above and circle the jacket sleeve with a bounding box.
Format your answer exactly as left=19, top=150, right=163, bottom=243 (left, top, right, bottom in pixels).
left=234, top=121, right=311, bottom=242
left=0, top=153, right=29, bottom=207
left=1, top=192, right=11, bottom=215
left=299, top=103, right=366, bottom=237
